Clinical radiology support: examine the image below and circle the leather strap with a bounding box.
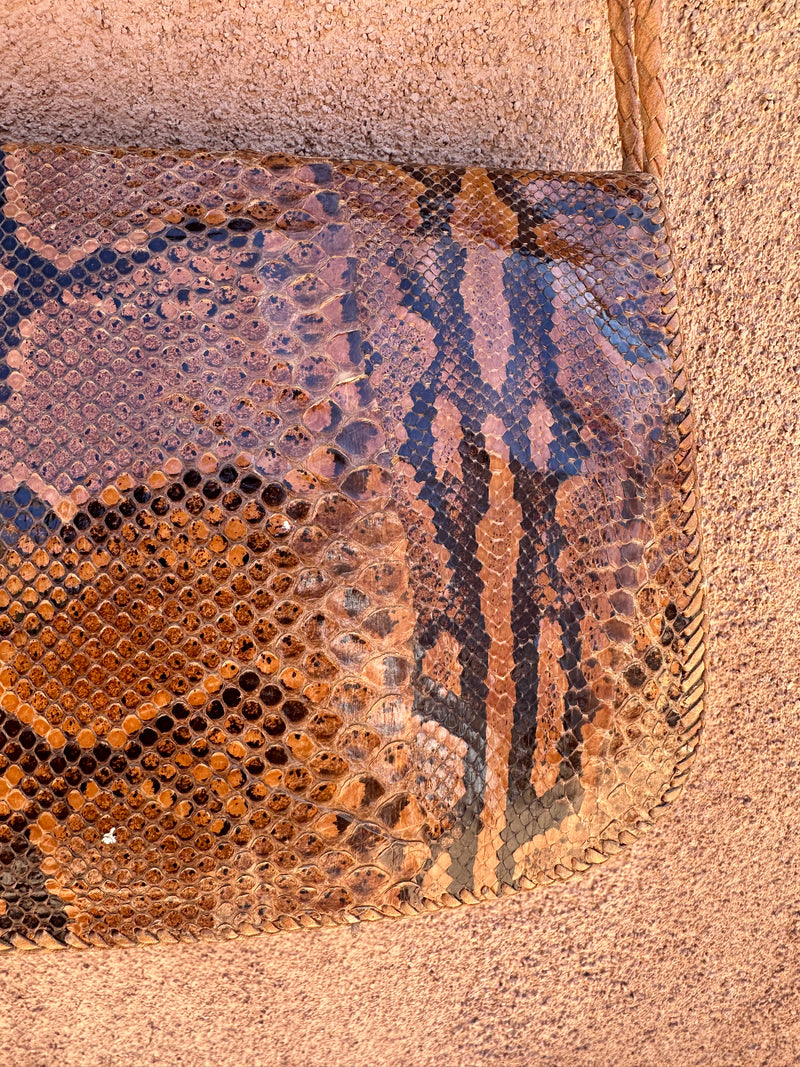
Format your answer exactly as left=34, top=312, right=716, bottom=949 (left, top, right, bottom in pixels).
left=607, top=0, right=666, bottom=180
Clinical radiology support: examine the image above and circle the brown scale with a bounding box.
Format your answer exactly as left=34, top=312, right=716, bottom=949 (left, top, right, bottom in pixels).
left=0, top=145, right=702, bottom=947
left=0, top=458, right=465, bottom=945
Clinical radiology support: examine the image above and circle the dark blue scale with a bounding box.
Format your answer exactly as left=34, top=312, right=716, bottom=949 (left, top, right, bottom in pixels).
left=387, top=168, right=644, bottom=890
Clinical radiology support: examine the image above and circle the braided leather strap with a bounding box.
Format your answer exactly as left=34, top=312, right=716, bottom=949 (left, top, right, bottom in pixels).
left=607, top=0, right=667, bottom=180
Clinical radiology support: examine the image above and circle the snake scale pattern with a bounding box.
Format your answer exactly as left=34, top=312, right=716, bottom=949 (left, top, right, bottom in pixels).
left=0, top=144, right=704, bottom=949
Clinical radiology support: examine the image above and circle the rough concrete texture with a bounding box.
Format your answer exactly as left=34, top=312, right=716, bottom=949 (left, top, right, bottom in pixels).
left=0, top=0, right=799, bottom=1064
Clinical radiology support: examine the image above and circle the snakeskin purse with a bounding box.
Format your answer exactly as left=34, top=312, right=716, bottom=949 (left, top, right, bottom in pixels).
left=0, top=0, right=704, bottom=949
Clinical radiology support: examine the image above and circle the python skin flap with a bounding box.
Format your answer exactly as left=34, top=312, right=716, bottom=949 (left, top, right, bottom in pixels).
left=0, top=145, right=704, bottom=949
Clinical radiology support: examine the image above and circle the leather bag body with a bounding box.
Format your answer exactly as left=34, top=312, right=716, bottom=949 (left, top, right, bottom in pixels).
left=0, top=1, right=704, bottom=950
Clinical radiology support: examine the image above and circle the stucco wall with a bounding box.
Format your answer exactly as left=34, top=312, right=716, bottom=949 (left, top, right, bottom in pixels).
left=1, top=1, right=799, bottom=1065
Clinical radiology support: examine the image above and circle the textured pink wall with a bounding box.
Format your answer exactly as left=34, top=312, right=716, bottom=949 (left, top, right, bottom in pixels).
left=1, top=1, right=800, bottom=1065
